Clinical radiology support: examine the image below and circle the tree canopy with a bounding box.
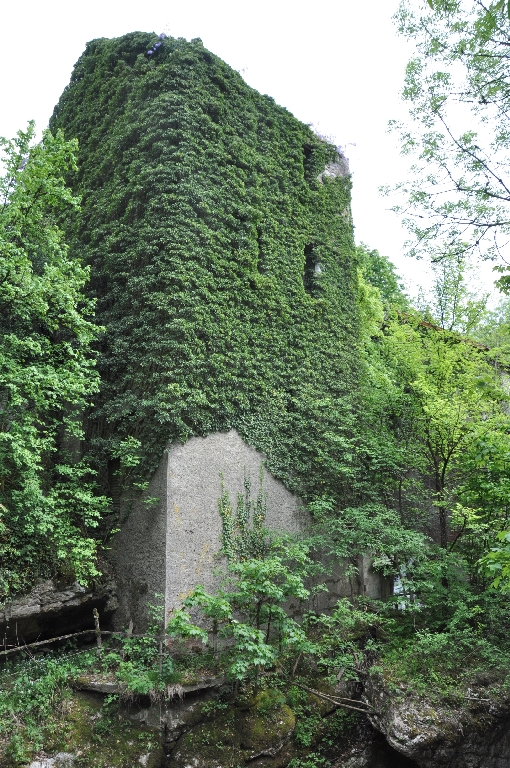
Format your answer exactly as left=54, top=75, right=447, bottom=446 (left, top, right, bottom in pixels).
left=390, top=0, right=510, bottom=277
left=0, top=123, right=107, bottom=598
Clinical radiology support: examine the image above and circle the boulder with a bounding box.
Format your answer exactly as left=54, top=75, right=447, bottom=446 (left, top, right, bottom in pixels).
left=364, top=673, right=510, bottom=768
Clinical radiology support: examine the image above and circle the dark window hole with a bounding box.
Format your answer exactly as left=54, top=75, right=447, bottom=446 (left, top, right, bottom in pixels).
left=303, top=243, right=321, bottom=294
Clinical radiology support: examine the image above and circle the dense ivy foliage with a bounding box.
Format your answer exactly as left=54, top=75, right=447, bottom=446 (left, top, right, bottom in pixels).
left=50, top=32, right=359, bottom=500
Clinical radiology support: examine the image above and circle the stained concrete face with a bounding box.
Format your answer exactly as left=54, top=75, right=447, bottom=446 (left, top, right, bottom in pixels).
left=318, top=151, right=350, bottom=182
left=311, top=554, right=392, bottom=616
left=164, top=430, right=308, bottom=622
left=110, top=430, right=307, bottom=631
left=110, top=451, right=168, bottom=631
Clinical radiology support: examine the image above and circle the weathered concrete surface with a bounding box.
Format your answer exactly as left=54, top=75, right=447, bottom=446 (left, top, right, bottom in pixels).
left=110, top=450, right=168, bottom=631
left=123, top=688, right=218, bottom=743
left=165, top=430, right=308, bottom=618
left=0, top=578, right=117, bottom=646
left=319, top=151, right=350, bottom=182
left=313, top=555, right=392, bottom=614
left=76, top=672, right=225, bottom=700
left=110, top=430, right=308, bottom=631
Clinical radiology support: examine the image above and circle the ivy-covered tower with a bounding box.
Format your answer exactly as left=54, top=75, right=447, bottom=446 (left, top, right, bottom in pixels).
left=51, top=31, right=359, bottom=502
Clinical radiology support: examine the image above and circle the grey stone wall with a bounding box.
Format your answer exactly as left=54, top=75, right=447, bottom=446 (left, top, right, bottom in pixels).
left=110, top=430, right=307, bottom=631
left=164, top=430, right=308, bottom=623
left=110, top=452, right=168, bottom=631
left=318, top=151, right=350, bottom=182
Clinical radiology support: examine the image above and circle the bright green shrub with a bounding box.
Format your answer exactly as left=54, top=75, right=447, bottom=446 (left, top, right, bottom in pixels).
left=0, top=124, right=108, bottom=597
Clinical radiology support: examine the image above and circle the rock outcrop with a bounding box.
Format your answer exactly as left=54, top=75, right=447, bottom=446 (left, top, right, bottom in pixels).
left=365, top=674, right=510, bottom=768
left=0, top=578, right=117, bottom=646
left=25, top=690, right=162, bottom=768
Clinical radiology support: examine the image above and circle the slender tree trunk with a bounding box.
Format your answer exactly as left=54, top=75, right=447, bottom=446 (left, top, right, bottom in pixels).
left=265, top=608, right=272, bottom=644
left=431, top=451, right=448, bottom=549
left=439, top=503, right=448, bottom=550
left=435, top=474, right=448, bottom=549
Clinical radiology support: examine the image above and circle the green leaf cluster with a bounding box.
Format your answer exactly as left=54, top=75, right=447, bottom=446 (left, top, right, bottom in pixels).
left=0, top=123, right=108, bottom=598
left=390, top=0, right=510, bottom=267
left=167, top=534, right=316, bottom=681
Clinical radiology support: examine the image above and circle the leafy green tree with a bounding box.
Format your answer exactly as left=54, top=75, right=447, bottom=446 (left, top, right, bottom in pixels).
left=480, top=530, right=510, bottom=591
left=415, top=254, right=489, bottom=334
left=0, top=123, right=107, bottom=597
left=390, top=0, right=510, bottom=270
left=166, top=478, right=316, bottom=681
left=356, top=244, right=408, bottom=310
left=309, top=499, right=426, bottom=580
left=350, top=248, right=509, bottom=561
left=382, top=312, right=507, bottom=548
left=471, top=296, right=510, bottom=364
left=167, top=537, right=315, bottom=682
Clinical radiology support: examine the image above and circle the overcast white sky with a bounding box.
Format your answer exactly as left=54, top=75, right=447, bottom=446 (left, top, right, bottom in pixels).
left=0, top=0, right=500, bottom=298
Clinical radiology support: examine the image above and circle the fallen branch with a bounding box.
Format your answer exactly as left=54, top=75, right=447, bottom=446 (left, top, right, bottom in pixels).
left=293, top=682, right=378, bottom=715
left=0, top=629, right=98, bottom=657
left=0, top=628, right=221, bottom=658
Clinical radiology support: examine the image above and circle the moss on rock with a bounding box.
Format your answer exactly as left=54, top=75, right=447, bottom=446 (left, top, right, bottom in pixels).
left=238, top=689, right=295, bottom=755
left=29, top=691, right=163, bottom=768
left=169, top=715, right=243, bottom=768
left=168, top=688, right=296, bottom=767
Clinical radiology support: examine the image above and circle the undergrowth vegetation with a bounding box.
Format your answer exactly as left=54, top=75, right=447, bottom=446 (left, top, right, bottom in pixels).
left=0, top=619, right=174, bottom=764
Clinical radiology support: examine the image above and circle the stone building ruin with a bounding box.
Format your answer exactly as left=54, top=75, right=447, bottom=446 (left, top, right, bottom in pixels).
left=0, top=31, right=391, bottom=639
left=110, top=430, right=389, bottom=632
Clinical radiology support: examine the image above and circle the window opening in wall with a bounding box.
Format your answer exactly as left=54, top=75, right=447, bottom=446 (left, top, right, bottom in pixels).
left=303, top=243, right=321, bottom=294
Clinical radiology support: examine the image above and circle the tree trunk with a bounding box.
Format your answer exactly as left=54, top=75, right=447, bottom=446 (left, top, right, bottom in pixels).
left=439, top=505, right=448, bottom=550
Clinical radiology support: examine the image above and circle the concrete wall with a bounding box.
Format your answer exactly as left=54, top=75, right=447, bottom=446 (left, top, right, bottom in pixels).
left=110, top=452, right=168, bottom=632
left=164, top=430, right=307, bottom=623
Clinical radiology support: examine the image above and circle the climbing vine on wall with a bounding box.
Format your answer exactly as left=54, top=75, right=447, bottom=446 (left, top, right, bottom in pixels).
left=50, top=32, right=360, bottom=502
left=219, top=472, right=268, bottom=562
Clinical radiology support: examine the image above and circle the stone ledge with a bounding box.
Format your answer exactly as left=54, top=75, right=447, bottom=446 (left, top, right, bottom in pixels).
left=0, top=578, right=118, bottom=645
left=74, top=673, right=226, bottom=697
